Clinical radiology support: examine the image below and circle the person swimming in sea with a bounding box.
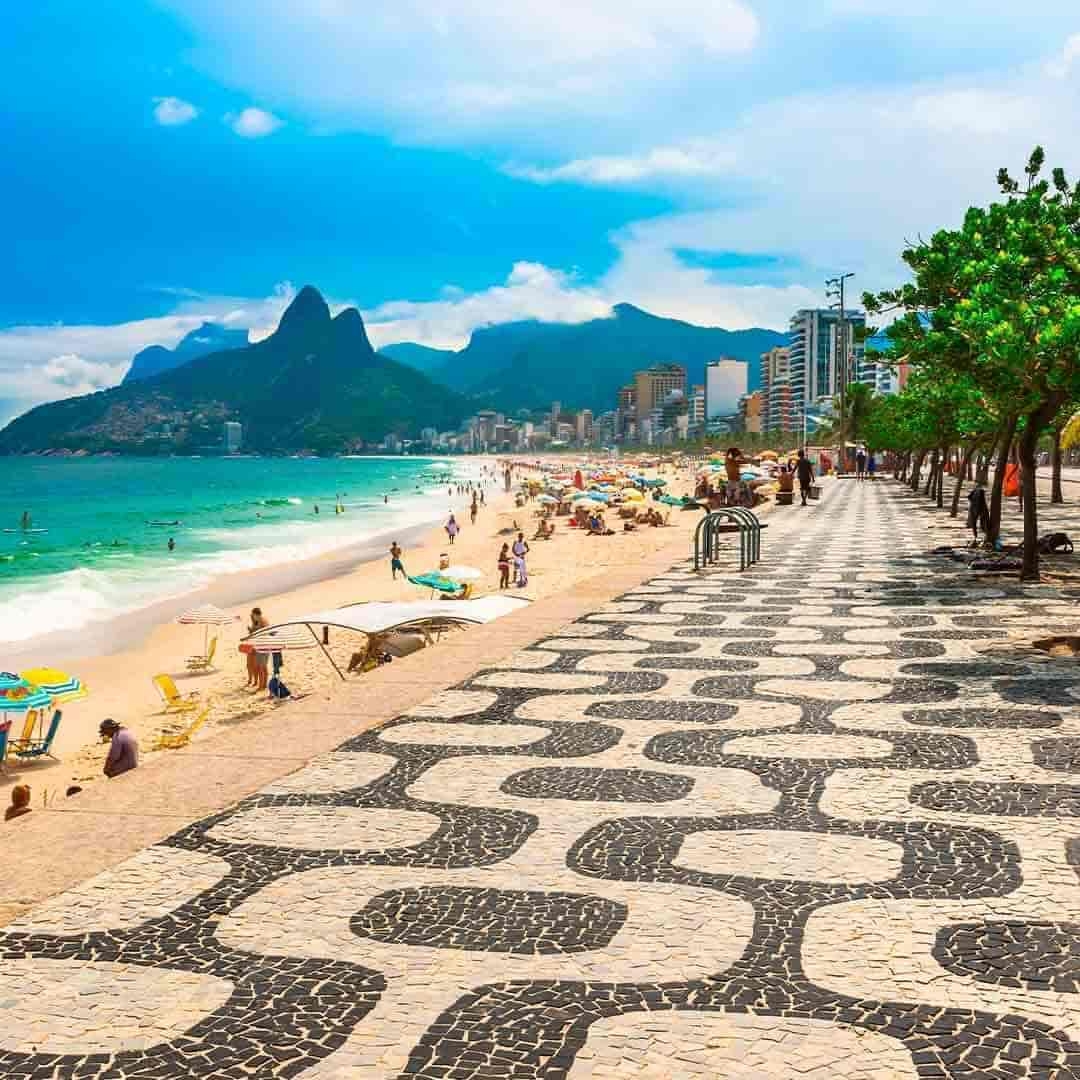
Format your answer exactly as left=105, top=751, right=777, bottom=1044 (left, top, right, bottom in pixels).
left=20, top=511, right=31, bottom=530
left=168, top=537, right=175, bottom=552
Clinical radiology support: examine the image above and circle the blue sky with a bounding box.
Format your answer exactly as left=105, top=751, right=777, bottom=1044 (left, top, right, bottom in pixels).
left=2, top=1, right=1079, bottom=422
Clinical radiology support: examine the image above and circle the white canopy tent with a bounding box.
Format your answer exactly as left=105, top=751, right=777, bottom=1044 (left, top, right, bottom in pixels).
left=243, top=596, right=531, bottom=678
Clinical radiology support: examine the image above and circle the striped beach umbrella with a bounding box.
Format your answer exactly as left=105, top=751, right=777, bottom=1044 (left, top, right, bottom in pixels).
left=0, top=673, right=52, bottom=713
left=19, top=667, right=87, bottom=704
left=243, top=625, right=320, bottom=653
left=177, top=603, right=234, bottom=653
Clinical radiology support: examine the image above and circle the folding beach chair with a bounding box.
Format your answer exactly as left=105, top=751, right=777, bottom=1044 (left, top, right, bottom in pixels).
left=12, top=709, right=62, bottom=761
left=153, top=674, right=199, bottom=713
left=186, top=636, right=218, bottom=672
left=154, top=706, right=210, bottom=750
left=6, top=711, right=38, bottom=756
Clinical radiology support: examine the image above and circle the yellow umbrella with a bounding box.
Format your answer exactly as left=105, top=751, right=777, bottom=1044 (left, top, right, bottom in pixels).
left=19, top=667, right=87, bottom=704
left=621, top=488, right=645, bottom=500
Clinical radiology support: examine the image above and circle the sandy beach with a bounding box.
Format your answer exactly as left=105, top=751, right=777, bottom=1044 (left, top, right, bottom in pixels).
left=2, top=457, right=706, bottom=797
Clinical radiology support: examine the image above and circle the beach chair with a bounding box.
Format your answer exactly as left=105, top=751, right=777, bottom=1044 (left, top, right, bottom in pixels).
left=6, top=711, right=38, bottom=756
left=153, top=674, right=199, bottom=713
left=12, top=709, right=62, bottom=761
left=186, top=636, right=218, bottom=672
left=154, top=706, right=210, bottom=750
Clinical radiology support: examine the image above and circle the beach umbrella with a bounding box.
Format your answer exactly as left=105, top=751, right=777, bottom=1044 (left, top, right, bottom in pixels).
left=759, top=450, right=779, bottom=460
left=621, top=488, right=644, bottom=500
left=537, top=494, right=558, bottom=505
left=0, top=673, right=52, bottom=714
left=19, top=667, right=87, bottom=704
left=243, top=625, right=320, bottom=653
left=177, top=603, right=234, bottom=654
left=659, top=495, right=686, bottom=507
left=442, top=565, right=483, bottom=582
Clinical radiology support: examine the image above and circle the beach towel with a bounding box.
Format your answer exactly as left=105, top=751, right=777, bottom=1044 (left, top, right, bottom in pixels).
left=1003, top=463, right=1021, bottom=497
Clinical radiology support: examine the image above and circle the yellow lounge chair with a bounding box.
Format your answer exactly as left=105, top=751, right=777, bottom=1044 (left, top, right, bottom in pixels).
left=154, top=706, right=210, bottom=750
left=186, top=636, right=218, bottom=672
left=153, top=674, right=199, bottom=713
left=5, top=711, right=37, bottom=757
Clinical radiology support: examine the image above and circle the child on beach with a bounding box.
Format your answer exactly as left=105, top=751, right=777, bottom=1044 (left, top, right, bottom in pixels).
left=5, top=784, right=31, bottom=822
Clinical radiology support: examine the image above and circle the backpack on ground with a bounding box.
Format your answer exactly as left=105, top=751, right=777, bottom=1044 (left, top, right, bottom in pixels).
left=1038, top=532, right=1074, bottom=554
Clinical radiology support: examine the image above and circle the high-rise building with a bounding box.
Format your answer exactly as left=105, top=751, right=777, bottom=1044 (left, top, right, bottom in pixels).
left=575, top=409, right=594, bottom=444
left=760, top=346, right=796, bottom=433
left=550, top=401, right=562, bottom=437
left=787, top=308, right=866, bottom=432
left=616, top=385, right=637, bottom=439
left=634, top=365, right=686, bottom=425
left=705, top=358, right=748, bottom=421
left=223, top=421, right=243, bottom=453
left=740, top=391, right=764, bottom=435
left=688, top=384, right=706, bottom=432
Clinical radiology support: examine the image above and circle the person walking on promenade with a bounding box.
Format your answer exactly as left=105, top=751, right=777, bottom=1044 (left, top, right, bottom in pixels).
left=795, top=450, right=815, bottom=507
left=855, top=446, right=867, bottom=481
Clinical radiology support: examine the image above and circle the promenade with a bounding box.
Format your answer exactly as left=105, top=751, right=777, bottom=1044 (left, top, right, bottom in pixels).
left=4, top=480, right=1080, bottom=1079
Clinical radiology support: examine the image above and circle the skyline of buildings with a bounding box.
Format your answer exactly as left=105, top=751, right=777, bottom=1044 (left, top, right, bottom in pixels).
left=387, top=299, right=900, bottom=451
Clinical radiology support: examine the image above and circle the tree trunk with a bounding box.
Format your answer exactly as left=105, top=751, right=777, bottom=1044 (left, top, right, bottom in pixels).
left=988, top=416, right=1018, bottom=545
left=924, top=449, right=938, bottom=497
left=937, top=447, right=947, bottom=508
left=975, top=447, right=990, bottom=486
left=951, top=445, right=973, bottom=518
left=1018, top=398, right=1066, bottom=581
left=1051, top=426, right=1064, bottom=504
left=910, top=450, right=925, bottom=491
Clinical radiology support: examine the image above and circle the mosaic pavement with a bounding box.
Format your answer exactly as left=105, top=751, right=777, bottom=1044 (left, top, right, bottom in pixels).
left=5, top=481, right=1080, bottom=1078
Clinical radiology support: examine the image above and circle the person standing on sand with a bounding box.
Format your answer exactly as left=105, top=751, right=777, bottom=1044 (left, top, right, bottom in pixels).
left=795, top=449, right=815, bottom=507
left=512, top=532, right=529, bottom=587
left=470, top=494, right=478, bottom=525
left=100, top=719, right=139, bottom=778
left=498, top=543, right=511, bottom=589
left=390, top=541, right=405, bottom=580
left=446, top=514, right=460, bottom=545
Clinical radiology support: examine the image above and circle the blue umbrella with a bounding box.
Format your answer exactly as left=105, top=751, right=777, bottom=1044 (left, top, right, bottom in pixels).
left=0, top=672, right=52, bottom=713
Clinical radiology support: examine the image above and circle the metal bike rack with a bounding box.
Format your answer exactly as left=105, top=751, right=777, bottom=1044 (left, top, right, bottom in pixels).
left=693, top=508, right=762, bottom=571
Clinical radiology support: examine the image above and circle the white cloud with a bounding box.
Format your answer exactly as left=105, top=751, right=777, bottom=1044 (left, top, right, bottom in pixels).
left=227, top=107, right=283, bottom=138
left=1047, top=32, right=1080, bottom=78
left=165, top=0, right=758, bottom=144
left=362, top=263, right=611, bottom=350
left=504, top=140, right=739, bottom=185
left=152, top=96, right=199, bottom=125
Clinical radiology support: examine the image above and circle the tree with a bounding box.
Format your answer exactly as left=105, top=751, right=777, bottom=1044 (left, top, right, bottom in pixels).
left=865, top=148, right=1080, bottom=580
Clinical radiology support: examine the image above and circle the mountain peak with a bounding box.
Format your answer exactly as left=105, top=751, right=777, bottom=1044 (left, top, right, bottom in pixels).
left=332, top=307, right=373, bottom=353
left=278, top=285, right=331, bottom=334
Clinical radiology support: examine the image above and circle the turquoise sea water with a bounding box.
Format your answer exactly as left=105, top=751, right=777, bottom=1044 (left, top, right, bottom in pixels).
left=0, top=456, right=479, bottom=645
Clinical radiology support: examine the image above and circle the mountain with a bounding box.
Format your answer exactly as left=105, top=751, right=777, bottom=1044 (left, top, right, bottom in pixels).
left=123, top=322, right=249, bottom=383
left=385, top=304, right=787, bottom=412
left=379, top=342, right=456, bottom=375
left=0, top=287, right=466, bottom=455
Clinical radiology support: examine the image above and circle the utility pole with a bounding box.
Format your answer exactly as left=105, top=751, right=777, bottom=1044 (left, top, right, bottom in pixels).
left=825, top=272, right=854, bottom=467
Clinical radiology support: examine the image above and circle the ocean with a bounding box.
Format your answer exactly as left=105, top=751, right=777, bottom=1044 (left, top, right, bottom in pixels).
left=0, top=456, right=482, bottom=646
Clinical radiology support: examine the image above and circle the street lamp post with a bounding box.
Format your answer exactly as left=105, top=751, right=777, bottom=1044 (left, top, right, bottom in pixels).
left=825, top=272, right=854, bottom=469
